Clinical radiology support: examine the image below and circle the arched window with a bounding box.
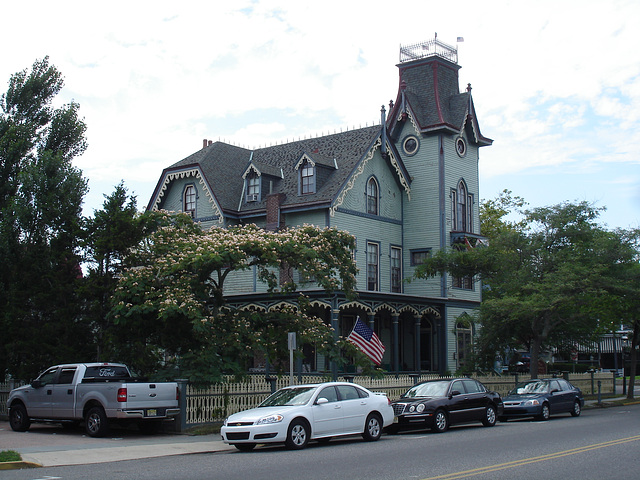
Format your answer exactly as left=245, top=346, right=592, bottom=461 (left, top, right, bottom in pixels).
left=452, top=180, right=472, bottom=232
left=366, top=177, right=378, bottom=215
left=184, top=185, right=196, bottom=216
left=456, top=319, right=473, bottom=368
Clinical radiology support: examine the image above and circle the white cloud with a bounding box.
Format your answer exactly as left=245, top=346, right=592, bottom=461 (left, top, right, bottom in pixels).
left=1, top=0, right=639, bottom=228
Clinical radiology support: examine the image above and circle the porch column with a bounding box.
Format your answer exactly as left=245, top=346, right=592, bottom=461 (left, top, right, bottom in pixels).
left=367, top=313, right=375, bottom=331
left=415, top=314, right=422, bottom=372
left=392, top=313, right=400, bottom=375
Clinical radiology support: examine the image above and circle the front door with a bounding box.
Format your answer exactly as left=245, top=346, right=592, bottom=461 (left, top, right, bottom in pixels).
left=28, top=367, right=58, bottom=418
left=446, top=380, right=470, bottom=424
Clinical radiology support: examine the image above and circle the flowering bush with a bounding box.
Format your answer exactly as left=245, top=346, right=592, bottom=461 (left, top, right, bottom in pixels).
left=108, top=212, right=364, bottom=381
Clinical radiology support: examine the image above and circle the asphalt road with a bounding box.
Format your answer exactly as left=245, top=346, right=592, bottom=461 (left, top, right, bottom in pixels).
left=3, top=403, right=640, bottom=480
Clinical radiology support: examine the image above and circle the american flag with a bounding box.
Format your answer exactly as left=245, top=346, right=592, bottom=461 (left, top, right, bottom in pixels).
left=347, top=318, right=385, bottom=366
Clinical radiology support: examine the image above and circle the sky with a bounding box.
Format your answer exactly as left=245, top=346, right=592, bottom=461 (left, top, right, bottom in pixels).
left=2, top=0, right=639, bottom=229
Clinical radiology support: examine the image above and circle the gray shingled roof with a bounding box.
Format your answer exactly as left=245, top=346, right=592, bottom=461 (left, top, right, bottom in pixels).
left=387, top=55, right=492, bottom=145
left=154, top=125, right=384, bottom=216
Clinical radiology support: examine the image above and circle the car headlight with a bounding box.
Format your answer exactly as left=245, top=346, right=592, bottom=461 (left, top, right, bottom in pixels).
left=416, top=404, right=426, bottom=413
left=523, top=399, right=540, bottom=407
left=256, top=414, right=284, bottom=425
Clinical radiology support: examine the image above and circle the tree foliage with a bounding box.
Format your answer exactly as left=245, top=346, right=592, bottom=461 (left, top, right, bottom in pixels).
left=80, top=182, right=153, bottom=360
left=416, top=196, right=636, bottom=378
left=0, top=58, right=90, bottom=380
left=108, top=214, right=366, bottom=382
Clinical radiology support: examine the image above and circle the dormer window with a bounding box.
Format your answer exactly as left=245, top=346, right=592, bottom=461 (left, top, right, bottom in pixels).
left=246, top=172, right=260, bottom=202
left=300, top=160, right=315, bottom=194
left=366, top=177, right=379, bottom=215
left=184, top=185, right=196, bottom=216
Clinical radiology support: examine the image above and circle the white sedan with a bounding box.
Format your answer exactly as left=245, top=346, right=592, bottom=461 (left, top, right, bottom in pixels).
left=221, top=382, right=394, bottom=451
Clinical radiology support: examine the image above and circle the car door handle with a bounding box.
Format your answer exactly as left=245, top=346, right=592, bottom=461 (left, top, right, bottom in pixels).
left=334, top=405, right=342, bottom=409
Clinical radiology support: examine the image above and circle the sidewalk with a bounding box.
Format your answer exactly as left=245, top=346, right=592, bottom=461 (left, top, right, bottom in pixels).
left=0, top=421, right=233, bottom=469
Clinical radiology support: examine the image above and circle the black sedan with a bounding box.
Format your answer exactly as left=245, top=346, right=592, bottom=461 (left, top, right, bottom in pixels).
left=387, top=378, right=503, bottom=434
left=499, top=378, right=584, bottom=422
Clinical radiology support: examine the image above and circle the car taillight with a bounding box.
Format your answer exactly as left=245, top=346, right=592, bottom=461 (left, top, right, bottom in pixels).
left=176, top=386, right=180, bottom=402
left=117, top=387, right=127, bottom=402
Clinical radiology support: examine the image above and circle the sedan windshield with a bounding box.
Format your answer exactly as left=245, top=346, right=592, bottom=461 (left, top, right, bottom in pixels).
left=260, top=386, right=316, bottom=407
left=402, top=381, right=449, bottom=398
left=509, top=381, right=549, bottom=395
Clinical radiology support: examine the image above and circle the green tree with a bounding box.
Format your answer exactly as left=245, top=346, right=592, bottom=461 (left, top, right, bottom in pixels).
left=417, top=199, right=624, bottom=378
left=0, top=57, right=90, bottom=380
left=81, top=182, right=152, bottom=360
left=108, top=214, right=366, bottom=382
left=598, top=228, right=640, bottom=399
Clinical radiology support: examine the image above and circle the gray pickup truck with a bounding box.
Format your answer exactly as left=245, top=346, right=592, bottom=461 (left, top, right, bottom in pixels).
left=7, top=363, right=180, bottom=437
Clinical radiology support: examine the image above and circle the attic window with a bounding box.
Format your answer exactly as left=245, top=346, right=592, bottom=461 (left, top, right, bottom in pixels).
left=300, top=160, right=315, bottom=194
left=366, top=177, right=379, bottom=215
left=246, top=172, right=260, bottom=201
left=184, top=185, right=196, bottom=215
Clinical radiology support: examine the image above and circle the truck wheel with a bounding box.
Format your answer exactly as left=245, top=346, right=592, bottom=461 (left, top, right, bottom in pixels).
left=85, top=406, right=109, bottom=437
left=9, top=404, right=31, bottom=432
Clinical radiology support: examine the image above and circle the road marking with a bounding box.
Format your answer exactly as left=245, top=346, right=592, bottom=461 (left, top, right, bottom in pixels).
left=421, top=435, right=640, bottom=480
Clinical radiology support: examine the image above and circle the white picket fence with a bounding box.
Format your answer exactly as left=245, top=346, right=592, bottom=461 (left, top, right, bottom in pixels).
left=182, top=372, right=615, bottom=426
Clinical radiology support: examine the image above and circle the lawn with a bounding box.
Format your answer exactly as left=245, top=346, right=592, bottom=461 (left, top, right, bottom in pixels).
left=0, top=450, right=21, bottom=462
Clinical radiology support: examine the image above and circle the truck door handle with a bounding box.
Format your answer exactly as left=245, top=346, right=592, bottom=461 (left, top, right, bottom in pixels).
left=67, top=389, right=73, bottom=395
left=47, top=390, right=52, bottom=395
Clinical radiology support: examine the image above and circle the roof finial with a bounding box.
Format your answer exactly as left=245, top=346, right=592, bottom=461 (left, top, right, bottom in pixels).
left=467, top=83, right=472, bottom=92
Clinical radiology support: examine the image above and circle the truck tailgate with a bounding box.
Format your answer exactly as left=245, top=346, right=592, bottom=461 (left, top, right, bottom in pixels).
left=120, top=383, right=178, bottom=412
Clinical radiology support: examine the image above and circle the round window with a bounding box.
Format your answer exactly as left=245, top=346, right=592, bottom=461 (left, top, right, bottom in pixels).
left=403, top=136, right=419, bottom=155
left=456, top=137, right=467, bottom=157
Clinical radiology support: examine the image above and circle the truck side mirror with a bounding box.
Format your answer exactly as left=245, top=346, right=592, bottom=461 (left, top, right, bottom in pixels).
left=31, top=380, right=42, bottom=388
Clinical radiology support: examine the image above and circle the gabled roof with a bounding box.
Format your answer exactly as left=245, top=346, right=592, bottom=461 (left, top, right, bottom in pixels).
left=147, top=142, right=251, bottom=213
left=148, top=125, right=412, bottom=217
left=243, top=160, right=283, bottom=179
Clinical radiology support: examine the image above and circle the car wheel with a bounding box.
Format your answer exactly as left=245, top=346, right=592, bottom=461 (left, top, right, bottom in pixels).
left=362, top=413, right=383, bottom=442
left=85, top=406, right=109, bottom=437
left=9, top=404, right=30, bottom=432
left=431, top=410, right=449, bottom=433
left=536, top=403, right=550, bottom=421
left=570, top=400, right=582, bottom=417
left=482, top=405, right=497, bottom=427
left=285, top=419, right=310, bottom=450
left=234, top=443, right=256, bottom=452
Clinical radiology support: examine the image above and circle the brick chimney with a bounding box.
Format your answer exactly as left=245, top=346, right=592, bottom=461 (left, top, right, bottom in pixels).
left=266, top=193, right=286, bottom=232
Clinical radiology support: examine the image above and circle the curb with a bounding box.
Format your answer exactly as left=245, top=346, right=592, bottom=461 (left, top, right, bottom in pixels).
left=0, top=461, right=42, bottom=470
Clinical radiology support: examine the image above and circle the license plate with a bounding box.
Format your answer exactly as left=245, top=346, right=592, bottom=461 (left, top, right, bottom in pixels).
left=147, top=409, right=157, bottom=417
